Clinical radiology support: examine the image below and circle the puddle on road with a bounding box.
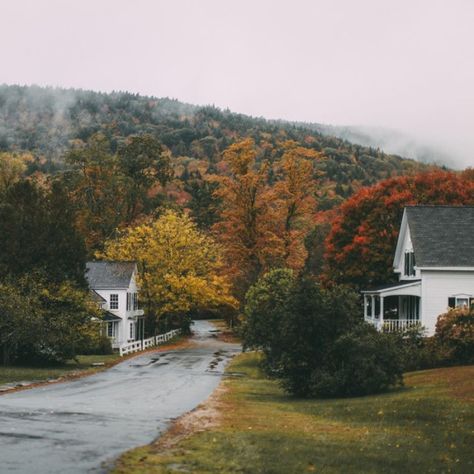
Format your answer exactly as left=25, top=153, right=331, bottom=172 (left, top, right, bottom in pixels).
left=0, top=431, right=45, bottom=440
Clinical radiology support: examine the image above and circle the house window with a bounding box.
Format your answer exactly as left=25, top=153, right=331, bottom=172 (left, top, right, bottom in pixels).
left=133, top=292, right=138, bottom=310
left=457, top=298, right=469, bottom=308
left=126, top=293, right=131, bottom=311
left=448, top=296, right=471, bottom=309
left=404, top=251, right=416, bottom=277
left=107, top=322, right=116, bottom=338
left=110, top=294, right=119, bottom=310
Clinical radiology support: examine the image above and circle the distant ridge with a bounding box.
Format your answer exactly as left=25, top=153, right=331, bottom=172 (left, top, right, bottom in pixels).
left=0, top=83, right=432, bottom=209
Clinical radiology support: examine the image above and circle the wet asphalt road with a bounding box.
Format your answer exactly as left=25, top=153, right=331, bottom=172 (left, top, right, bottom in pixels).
left=0, top=320, right=240, bottom=473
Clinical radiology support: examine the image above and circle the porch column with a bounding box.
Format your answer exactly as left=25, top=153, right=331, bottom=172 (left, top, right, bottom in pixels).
left=371, top=295, right=375, bottom=319
left=363, top=295, right=368, bottom=319
left=380, top=296, right=384, bottom=325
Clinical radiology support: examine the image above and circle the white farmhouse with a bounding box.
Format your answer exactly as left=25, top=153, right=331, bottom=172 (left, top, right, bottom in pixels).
left=362, top=206, right=474, bottom=335
left=86, top=261, right=145, bottom=348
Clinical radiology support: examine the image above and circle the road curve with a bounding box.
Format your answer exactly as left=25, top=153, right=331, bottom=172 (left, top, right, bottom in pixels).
left=0, top=320, right=240, bottom=473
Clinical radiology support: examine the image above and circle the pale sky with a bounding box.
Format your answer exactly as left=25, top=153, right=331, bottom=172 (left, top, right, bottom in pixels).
left=1, top=0, right=473, bottom=167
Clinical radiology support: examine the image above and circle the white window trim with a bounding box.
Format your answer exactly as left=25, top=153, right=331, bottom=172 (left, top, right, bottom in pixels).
left=110, top=294, right=119, bottom=310
left=107, top=321, right=117, bottom=338
left=449, top=294, right=472, bottom=309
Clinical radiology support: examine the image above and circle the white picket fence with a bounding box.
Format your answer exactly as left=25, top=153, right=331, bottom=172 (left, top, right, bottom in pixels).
left=119, top=329, right=181, bottom=356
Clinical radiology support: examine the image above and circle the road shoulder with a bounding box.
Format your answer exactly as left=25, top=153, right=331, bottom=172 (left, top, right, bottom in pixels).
left=0, top=335, right=191, bottom=396
left=112, top=353, right=474, bottom=474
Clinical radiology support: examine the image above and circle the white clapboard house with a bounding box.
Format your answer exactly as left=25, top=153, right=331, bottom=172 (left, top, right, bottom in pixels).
left=362, top=206, right=474, bottom=334
left=86, top=261, right=145, bottom=348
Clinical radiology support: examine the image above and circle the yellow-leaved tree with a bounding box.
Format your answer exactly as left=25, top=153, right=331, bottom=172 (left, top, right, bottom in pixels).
left=0, top=152, right=30, bottom=193
left=99, top=210, right=237, bottom=330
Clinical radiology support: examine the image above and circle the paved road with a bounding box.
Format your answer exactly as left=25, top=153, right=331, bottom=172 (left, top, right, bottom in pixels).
left=0, top=320, right=240, bottom=473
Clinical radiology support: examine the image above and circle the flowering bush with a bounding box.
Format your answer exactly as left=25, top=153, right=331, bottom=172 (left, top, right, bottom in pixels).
left=435, top=308, right=474, bottom=364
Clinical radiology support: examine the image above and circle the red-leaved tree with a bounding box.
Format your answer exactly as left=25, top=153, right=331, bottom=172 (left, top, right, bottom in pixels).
left=323, top=170, right=474, bottom=289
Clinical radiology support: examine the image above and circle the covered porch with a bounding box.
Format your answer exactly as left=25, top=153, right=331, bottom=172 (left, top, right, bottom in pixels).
left=362, top=280, right=422, bottom=332
left=102, top=311, right=122, bottom=348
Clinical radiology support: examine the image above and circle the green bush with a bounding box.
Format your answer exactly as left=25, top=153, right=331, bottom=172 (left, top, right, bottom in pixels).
left=243, top=272, right=404, bottom=398
left=308, top=325, right=404, bottom=397
left=242, top=268, right=295, bottom=371
left=397, top=327, right=446, bottom=371
left=78, top=335, right=113, bottom=355
left=275, top=278, right=360, bottom=396
left=435, top=308, right=474, bottom=364
left=0, top=277, right=103, bottom=365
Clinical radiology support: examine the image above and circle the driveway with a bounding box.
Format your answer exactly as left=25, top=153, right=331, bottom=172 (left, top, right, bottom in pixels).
left=0, top=320, right=240, bottom=473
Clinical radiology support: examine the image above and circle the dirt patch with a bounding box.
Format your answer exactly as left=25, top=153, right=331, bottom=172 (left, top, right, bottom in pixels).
left=149, top=383, right=226, bottom=453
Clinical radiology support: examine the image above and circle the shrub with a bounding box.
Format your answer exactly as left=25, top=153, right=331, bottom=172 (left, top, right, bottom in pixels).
left=78, top=335, right=113, bottom=355
left=0, top=277, right=102, bottom=365
left=306, top=325, right=404, bottom=397
left=243, top=273, right=407, bottom=398
left=242, top=268, right=295, bottom=371
left=276, top=278, right=360, bottom=395
left=435, top=308, right=474, bottom=364
left=397, top=327, right=446, bottom=371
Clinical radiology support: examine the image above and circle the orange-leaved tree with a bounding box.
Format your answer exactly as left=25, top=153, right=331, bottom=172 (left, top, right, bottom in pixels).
left=212, top=139, right=321, bottom=298
left=211, top=139, right=274, bottom=296
left=323, top=169, right=474, bottom=289
left=266, top=141, right=321, bottom=270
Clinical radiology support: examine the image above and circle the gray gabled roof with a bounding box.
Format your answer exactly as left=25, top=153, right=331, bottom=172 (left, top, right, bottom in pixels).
left=406, top=206, right=474, bottom=267
left=89, top=289, right=107, bottom=303
left=86, top=261, right=137, bottom=289
left=103, top=311, right=122, bottom=322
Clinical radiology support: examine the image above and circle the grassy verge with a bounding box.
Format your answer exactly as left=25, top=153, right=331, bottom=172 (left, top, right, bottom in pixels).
left=0, top=335, right=189, bottom=388
left=0, top=353, right=122, bottom=386
left=114, top=353, right=474, bottom=474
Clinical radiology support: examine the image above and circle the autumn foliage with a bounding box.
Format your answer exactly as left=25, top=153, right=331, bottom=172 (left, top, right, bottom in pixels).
left=323, top=170, right=474, bottom=289
left=212, top=139, right=320, bottom=296
left=99, top=210, right=237, bottom=327
left=435, top=307, right=474, bottom=364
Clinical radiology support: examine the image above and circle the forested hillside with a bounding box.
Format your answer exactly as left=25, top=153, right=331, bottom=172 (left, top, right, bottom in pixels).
left=2, top=84, right=472, bottom=363
left=0, top=84, right=429, bottom=210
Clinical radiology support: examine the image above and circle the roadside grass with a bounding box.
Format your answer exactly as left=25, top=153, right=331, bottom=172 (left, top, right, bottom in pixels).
left=0, top=335, right=189, bottom=387
left=114, top=353, right=474, bottom=474
left=0, top=353, right=121, bottom=385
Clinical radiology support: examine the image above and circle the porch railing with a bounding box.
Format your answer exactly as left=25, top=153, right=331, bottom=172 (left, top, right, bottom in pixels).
left=119, top=329, right=181, bottom=356
left=382, top=319, right=421, bottom=332
left=365, top=317, right=421, bottom=333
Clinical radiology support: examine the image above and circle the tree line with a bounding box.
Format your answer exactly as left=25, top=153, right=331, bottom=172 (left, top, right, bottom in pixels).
left=1, top=96, right=474, bottom=399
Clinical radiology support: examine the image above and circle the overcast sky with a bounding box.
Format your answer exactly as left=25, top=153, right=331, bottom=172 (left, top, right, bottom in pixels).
left=1, top=0, right=473, bottom=167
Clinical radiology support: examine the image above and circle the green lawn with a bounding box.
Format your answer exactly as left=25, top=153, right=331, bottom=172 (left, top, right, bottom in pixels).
left=0, top=335, right=186, bottom=387
left=114, top=353, right=474, bottom=474
left=0, top=353, right=121, bottom=386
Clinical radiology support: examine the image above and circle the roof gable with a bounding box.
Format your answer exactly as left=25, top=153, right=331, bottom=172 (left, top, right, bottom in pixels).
left=405, top=206, right=474, bottom=267
left=86, top=261, right=137, bottom=289
left=89, top=289, right=107, bottom=303
left=393, top=210, right=410, bottom=269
